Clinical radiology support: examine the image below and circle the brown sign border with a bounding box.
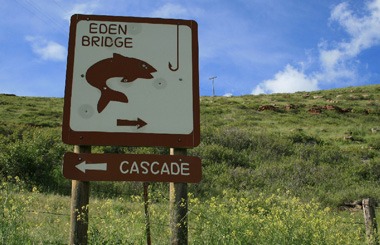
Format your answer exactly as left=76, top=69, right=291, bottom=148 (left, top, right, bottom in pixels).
left=62, top=14, right=200, bottom=148
left=63, top=152, right=202, bottom=183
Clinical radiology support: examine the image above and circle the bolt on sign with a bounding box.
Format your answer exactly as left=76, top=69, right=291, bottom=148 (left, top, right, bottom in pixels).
left=62, top=14, right=200, bottom=147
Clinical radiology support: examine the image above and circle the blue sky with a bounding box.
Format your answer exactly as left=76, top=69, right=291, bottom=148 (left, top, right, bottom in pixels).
left=1, top=0, right=380, bottom=97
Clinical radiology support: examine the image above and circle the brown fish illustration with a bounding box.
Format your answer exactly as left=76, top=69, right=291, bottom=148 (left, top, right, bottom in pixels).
left=86, top=53, right=157, bottom=113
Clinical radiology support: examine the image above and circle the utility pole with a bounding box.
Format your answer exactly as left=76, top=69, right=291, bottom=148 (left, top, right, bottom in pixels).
left=209, top=76, right=217, bottom=97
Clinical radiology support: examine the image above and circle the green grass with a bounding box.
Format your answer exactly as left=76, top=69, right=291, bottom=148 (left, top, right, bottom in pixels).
left=0, top=178, right=367, bottom=244
left=0, top=95, right=62, bottom=127
left=0, top=84, right=380, bottom=243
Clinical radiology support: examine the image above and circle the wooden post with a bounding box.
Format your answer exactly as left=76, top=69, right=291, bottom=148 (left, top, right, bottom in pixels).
left=70, top=145, right=91, bottom=245
left=169, top=148, right=188, bottom=245
left=143, top=182, right=152, bottom=245
left=363, top=198, right=379, bottom=245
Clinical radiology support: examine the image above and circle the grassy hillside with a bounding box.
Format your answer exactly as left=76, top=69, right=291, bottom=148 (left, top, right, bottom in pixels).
left=0, top=85, right=379, bottom=243
left=194, top=85, right=380, bottom=206
left=0, top=85, right=379, bottom=206
left=0, top=94, right=62, bottom=128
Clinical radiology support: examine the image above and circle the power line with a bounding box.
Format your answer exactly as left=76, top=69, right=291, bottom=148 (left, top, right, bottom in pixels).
left=15, top=0, right=68, bottom=35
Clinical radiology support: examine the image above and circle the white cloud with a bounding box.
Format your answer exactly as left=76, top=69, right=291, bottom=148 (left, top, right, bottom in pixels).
left=251, top=86, right=266, bottom=95
left=252, top=65, right=319, bottom=95
left=151, top=3, right=188, bottom=18
left=63, top=3, right=99, bottom=21
left=26, top=36, right=66, bottom=61
left=319, top=0, right=380, bottom=82
left=254, top=0, right=380, bottom=94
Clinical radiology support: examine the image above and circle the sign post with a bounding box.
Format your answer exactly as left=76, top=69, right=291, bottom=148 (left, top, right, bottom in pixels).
left=62, top=14, right=200, bottom=244
left=69, top=145, right=91, bottom=245
left=170, top=148, right=188, bottom=245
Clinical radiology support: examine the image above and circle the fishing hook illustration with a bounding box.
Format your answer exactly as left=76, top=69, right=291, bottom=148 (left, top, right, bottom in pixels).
left=168, top=24, right=179, bottom=72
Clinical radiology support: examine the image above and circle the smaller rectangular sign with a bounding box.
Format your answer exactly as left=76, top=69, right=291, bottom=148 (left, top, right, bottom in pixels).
left=63, top=152, right=201, bottom=183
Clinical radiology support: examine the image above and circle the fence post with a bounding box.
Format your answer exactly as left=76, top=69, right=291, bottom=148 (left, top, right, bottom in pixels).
left=143, top=182, right=152, bottom=245
left=363, top=198, right=379, bottom=245
left=69, top=145, right=91, bottom=245
left=169, top=148, right=188, bottom=245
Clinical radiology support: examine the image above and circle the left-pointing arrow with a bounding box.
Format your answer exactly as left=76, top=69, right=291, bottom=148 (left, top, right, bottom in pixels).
left=76, top=161, right=107, bottom=173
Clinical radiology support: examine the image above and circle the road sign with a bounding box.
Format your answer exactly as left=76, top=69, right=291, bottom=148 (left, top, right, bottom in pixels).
left=62, top=14, right=200, bottom=147
left=63, top=152, right=202, bottom=183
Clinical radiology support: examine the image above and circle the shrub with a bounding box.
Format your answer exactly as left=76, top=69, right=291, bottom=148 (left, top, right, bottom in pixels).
left=0, top=176, right=33, bottom=243
left=189, top=191, right=364, bottom=244
left=0, top=127, right=69, bottom=192
left=192, top=143, right=250, bottom=167
left=289, top=131, right=323, bottom=145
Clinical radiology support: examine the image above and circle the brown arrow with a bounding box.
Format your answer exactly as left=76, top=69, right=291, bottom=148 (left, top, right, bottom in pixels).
left=117, top=118, right=147, bottom=129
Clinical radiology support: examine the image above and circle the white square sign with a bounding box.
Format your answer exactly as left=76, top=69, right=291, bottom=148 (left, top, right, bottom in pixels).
left=62, top=14, right=200, bottom=147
